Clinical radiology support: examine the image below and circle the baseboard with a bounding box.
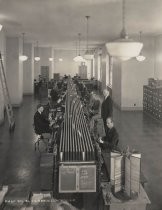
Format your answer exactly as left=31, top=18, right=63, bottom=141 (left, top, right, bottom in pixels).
left=12, top=104, right=21, bottom=107
left=121, top=107, right=143, bottom=111
left=113, top=102, right=121, bottom=110
left=113, top=102, right=143, bottom=111
left=0, top=118, right=4, bottom=126
left=23, top=93, right=33, bottom=96
left=12, top=100, right=23, bottom=107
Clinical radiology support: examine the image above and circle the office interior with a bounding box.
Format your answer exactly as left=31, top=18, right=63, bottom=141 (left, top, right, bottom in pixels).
left=0, top=0, right=162, bottom=210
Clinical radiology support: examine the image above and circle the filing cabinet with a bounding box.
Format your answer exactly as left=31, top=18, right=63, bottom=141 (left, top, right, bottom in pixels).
left=143, top=85, right=162, bottom=122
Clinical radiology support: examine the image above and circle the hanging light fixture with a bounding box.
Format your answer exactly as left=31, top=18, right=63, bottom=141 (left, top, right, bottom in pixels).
left=49, top=57, right=54, bottom=61
left=34, top=41, right=40, bottom=61
left=84, top=16, right=94, bottom=60
left=49, top=47, right=54, bottom=61
left=19, top=33, right=28, bottom=61
left=106, top=0, right=143, bottom=61
left=73, top=40, right=78, bottom=62
left=73, top=33, right=85, bottom=62
left=0, top=24, right=3, bottom=31
left=136, top=31, right=146, bottom=62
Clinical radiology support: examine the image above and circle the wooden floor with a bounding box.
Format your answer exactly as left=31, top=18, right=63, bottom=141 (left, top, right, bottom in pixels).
left=0, top=95, right=162, bottom=210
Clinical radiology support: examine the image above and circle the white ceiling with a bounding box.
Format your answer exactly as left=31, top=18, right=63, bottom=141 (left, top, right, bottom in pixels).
left=0, top=0, right=162, bottom=49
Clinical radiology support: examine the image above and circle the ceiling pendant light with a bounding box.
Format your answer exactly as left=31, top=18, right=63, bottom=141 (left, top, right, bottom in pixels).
left=49, top=57, right=54, bottom=61
left=84, top=16, right=94, bottom=60
left=136, top=31, right=146, bottom=62
left=0, top=24, right=3, bottom=31
left=106, top=0, right=143, bottom=61
left=73, top=33, right=85, bottom=62
left=34, top=41, right=40, bottom=61
left=136, top=54, right=145, bottom=62
left=73, top=40, right=78, bottom=62
left=49, top=47, right=54, bottom=61
left=19, top=33, right=28, bottom=61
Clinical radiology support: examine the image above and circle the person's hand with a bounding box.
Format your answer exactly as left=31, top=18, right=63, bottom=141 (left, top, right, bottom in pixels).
left=98, top=137, right=104, bottom=144
left=57, top=98, right=62, bottom=104
left=49, top=120, right=55, bottom=126
left=49, top=116, right=52, bottom=121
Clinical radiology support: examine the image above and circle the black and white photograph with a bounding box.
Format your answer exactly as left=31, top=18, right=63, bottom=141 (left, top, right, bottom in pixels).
left=0, top=0, right=162, bottom=209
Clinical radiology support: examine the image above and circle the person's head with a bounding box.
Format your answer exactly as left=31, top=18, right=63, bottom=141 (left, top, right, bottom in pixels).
left=91, top=91, right=96, bottom=97
left=103, top=89, right=109, bottom=98
left=106, top=117, right=114, bottom=129
left=37, top=104, right=44, bottom=113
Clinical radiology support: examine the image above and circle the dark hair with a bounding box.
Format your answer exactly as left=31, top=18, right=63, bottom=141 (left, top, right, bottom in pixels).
left=106, top=117, right=113, bottom=123
left=37, top=104, right=43, bottom=110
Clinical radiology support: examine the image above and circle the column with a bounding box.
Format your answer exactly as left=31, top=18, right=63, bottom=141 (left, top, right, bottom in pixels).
left=6, top=37, right=23, bottom=107
left=48, top=47, right=54, bottom=80
left=94, top=54, right=98, bottom=79
left=51, top=47, right=54, bottom=79
left=23, top=43, right=34, bottom=95
left=0, top=29, right=6, bottom=124
left=86, top=59, right=91, bottom=79
left=92, top=58, right=95, bottom=78
left=34, top=46, right=41, bottom=80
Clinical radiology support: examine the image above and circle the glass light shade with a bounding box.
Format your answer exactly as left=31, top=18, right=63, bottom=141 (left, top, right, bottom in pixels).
left=73, top=56, right=78, bottom=62
left=84, top=50, right=94, bottom=60
left=106, top=38, right=143, bottom=61
left=136, top=54, right=146, bottom=62
left=49, top=57, right=53, bottom=61
left=34, top=56, right=40, bottom=61
left=19, top=55, right=28, bottom=61
left=73, top=55, right=85, bottom=62
left=84, top=54, right=94, bottom=60
left=0, top=24, right=3, bottom=31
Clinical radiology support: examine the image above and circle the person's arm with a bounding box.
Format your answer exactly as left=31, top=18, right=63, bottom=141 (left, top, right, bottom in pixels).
left=108, top=132, right=119, bottom=149
left=99, top=130, right=119, bottom=150
left=104, top=98, right=113, bottom=118
left=37, top=114, right=50, bottom=128
left=50, top=89, right=53, bottom=97
left=34, top=113, right=47, bottom=133
left=101, top=101, right=104, bottom=118
left=109, top=98, right=113, bottom=117
left=98, top=137, right=104, bottom=144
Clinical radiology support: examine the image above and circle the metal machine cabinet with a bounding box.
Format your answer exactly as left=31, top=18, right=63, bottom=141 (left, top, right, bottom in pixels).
left=59, top=164, right=96, bottom=193
left=57, top=78, right=97, bottom=195
left=40, top=153, right=53, bottom=190
left=143, top=85, right=162, bottom=122
left=100, top=183, right=150, bottom=210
